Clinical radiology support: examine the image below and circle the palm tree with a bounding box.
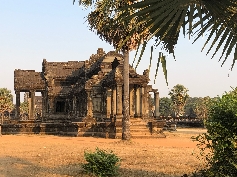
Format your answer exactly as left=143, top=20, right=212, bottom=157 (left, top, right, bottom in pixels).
left=168, top=84, right=189, bottom=117
left=75, top=0, right=237, bottom=68
left=119, top=1, right=237, bottom=67
left=74, top=0, right=149, bottom=140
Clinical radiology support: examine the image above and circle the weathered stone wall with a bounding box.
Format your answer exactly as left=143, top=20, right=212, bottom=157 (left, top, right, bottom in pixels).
left=1, top=121, right=117, bottom=138
left=43, top=60, right=84, bottom=78
left=14, top=70, right=45, bottom=91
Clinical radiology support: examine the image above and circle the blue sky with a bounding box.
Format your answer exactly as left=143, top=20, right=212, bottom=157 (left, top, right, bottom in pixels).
left=1, top=1, right=237, bottom=102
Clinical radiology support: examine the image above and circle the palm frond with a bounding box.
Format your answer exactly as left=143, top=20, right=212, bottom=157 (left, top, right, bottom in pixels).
left=116, top=0, right=237, bottom=67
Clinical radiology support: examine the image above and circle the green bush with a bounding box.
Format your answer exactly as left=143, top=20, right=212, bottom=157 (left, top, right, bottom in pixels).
left=82, top=147, right=120, bottom=177
left=194, top=88, right=237, bottom=176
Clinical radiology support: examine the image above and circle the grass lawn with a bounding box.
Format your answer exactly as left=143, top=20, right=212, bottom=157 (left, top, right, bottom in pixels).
left=0, top=128, right=207, bottom=177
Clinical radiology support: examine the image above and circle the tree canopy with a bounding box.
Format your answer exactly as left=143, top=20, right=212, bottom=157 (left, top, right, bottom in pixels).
left=74, top=0, right=237, bottom=68
left=20, top=101, right=29, bottom=118
left=0, top=88, right=13, bottom=115
left=168, top=84, right=189, bottom=117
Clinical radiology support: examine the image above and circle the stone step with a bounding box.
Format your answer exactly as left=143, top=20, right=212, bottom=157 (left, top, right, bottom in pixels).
left=130, top=129, right=150, bottom=133
left=115, top=133, right=166, bottom=139
left=131, top=134, right=166, bottom=139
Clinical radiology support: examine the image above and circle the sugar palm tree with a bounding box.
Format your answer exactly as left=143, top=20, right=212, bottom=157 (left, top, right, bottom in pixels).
left=74, top=0, right=149, bottom=140
left=168, top=84, right=189, bottom=117
left=117, top=0, right=237, bottom=67
left=74, top=0, right=237, bottom=67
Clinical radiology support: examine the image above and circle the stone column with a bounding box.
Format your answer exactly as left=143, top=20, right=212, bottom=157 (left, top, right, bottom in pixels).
left=116, top=84, right=123, bottom=120
left=140, top=87, right=144, bottom=118
left=135, top=86, right=141, bottom=117
left=86, top=90, right=93, bottom=117
left=72, top=97, right=74, bottom=114
left=48, top=96, right=54, bottom=114
left=129, top=86, right=134, bottom=117
left=29, top=90, right=35, bottom=120
left=142, top=86, right=149, bottom=119
left=112, top=87, right=116, bottom=116
left=154, top=91, right=160, bottom=118
left=41, top=91, right=46, bottom=118
left=15, top=91, right=20, bottom=119
left=106, top=89, right=112, bottom=118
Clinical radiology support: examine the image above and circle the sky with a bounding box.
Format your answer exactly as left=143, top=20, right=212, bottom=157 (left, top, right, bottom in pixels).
left=1, top=1, right=237, bottom=102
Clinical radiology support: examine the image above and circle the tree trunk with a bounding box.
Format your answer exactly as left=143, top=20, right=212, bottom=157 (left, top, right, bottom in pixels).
left=122, top=50, right=130, bottom=140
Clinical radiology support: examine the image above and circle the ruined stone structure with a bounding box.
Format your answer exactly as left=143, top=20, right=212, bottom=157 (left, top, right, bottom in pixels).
left=11, top=48, right=161, bottom=138
left=24, top=93, right=42, bottom=118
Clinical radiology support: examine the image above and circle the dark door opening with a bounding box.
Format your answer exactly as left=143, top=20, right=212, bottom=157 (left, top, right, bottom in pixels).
left=56, top=101, right=65, bottom=113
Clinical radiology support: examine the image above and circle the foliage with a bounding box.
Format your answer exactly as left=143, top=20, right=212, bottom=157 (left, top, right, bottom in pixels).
left=82, top=148, right=120, bottom=177
left=193, top=97, right=211, bottom=120
left=159, top=97, right=172, bottom=117
left=117, top=0, right=237, bottom=67
left=74, top=0, right=237, bottom=82
left=194, top=88, right=237, bottom=176
left=0, top=88, right=14, bottom=114
left=75, top=0, right=160, bottom=140
left=184, top=97, right=211, bottom=119
left=168, top=84, right=189, bottom=117
left=20, top=101, right=29, bottom=117
left=184, top=97, right=200, bottom=118
left=74, top=0, right=168, bottom=85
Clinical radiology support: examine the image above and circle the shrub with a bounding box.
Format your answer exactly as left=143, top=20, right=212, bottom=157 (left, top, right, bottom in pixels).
left=82, top=147, right=120, bottom=177
left=194, top=88, right=237, bottom=176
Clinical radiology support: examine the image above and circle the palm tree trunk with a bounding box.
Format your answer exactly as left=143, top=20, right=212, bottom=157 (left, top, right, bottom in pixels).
left=122, top=50, right=130, bottom=140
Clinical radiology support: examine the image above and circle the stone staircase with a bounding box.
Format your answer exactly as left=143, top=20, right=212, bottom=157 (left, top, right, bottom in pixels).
left=115, top=118, right=166, bottom=139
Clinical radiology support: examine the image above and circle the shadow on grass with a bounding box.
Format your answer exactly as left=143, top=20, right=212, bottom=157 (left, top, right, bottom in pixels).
left=0, top=156, right=199, bottom=177
left=118, top=168, right=193, bottom=177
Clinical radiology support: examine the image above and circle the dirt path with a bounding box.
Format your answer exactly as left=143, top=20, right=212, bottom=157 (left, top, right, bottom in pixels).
left=0, top=128, right=206, bottom=177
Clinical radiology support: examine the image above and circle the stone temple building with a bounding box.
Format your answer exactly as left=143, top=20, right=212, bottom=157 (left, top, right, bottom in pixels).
left=12, top=48, right=161, bottom=137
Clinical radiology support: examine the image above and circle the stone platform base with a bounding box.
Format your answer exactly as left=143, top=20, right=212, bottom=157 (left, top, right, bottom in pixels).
left=1, top=121, right=118, bottom=138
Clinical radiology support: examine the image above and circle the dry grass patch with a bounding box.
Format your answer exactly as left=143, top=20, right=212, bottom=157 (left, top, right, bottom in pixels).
left=0, top=128, right=207, bottom=177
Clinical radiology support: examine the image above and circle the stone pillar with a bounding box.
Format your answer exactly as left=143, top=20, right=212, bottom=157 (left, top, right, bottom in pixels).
left=15, top=91, right=20, bottom=119
left=116, top=84, right=123, bottom=120
left=135, top=86, right=141, bottom=117
left=129, top=86, right=135, bottom=117
left=154, top=92, right=160, bottom=118
left=140, top=87, right=144, bottom=118
left=29, top=90, right=35, bottom=120
left=48, top=96, right=54, bottom=114
left=86, top=90, right=93, bottom=117
left=142, top=86, right=149, bottom=119
left=41, top=91, right=46, bottom=118
left=106, top=89, right=112, bottom=118
left=112, top=87, right=116, bottom=116
left=72, top=97, right=74, bottom=114
left=140, top=87, right=146, bottom=119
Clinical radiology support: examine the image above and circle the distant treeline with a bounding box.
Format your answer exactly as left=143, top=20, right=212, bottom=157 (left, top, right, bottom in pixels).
left=159, top=96, right=218, bottom=119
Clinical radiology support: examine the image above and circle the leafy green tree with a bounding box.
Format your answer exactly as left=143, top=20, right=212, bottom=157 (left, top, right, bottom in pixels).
left=195, top=88, right=237, bottom=176
left=0, top=88, right=14, bottom=134
left=159, top=97, right=172, bottom=117
left=193, top=96, right=211, bottom=120
left=20, top=101, right=29, bottom=119
left=184, top=97, right=200, bottom=118
left=168, top=84, right=189, bottom=117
